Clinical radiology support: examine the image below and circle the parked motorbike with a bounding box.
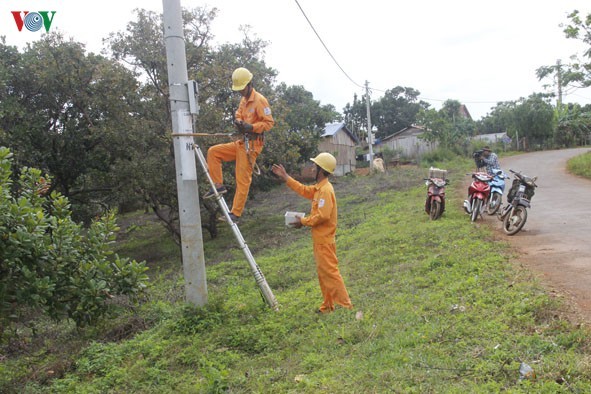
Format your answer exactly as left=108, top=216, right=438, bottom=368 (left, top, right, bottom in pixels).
left=463, top=172, right=493, bottom=222
left=424, top=176, right=448, bottom=220
left=486, top=169, right=507, bottom=215
left=497, top=169, right=537, bottom=235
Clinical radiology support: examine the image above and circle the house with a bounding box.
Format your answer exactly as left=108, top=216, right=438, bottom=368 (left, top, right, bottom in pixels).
left=380, top=125, right=437, bottom=160
left=317, top=122, right=359, bottom=176
left=459, top=104, right=472, bottom=120
left=472, top=132, right=512, bottom=145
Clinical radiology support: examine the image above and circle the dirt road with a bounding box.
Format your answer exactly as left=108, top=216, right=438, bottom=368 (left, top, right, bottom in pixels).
left=489, top=148, right=591, bottom=322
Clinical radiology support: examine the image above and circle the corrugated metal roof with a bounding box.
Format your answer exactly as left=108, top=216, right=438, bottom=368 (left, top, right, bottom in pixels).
left=322, top=122, right=360, bottom=144
left=382, top=125, right=425, bottom=141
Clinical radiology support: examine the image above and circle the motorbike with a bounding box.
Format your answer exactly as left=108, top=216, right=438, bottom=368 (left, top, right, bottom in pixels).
left=486, top=169, right=507, bottom=215
left=424, top=176, right=448, bottom=220
left=497, top=169, right=537, bottom=235
left=463, top=171, right=493, bottom=222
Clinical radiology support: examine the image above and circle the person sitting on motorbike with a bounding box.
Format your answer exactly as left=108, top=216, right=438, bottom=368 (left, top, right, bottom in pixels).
left=474, top=146, right=500, bottom=175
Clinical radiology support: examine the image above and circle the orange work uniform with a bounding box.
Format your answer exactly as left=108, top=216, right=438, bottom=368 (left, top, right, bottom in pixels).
left=207, top=88, right=274, bottom=217
left=286, top=176, right=353, bottom=313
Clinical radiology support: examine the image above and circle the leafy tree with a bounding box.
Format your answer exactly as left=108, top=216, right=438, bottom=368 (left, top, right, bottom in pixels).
left=477, top=100, right=518, bottom=135
left=559, top=10, right=590, bottom=86
left=537, top=10, right=591, bottom=105
left=371, top=86, right=430, bottom=139
left=416, top=99, right=475, bottom=152
left=263, top=83, right=338, bottom=171
left=343, top=87, right=429, bottom=141
left=0, top=147, right=148, bottom=340
left=478, top=95, right=555, bottom=149
left=553, top=103, right=591, bottom=147
left=343, top=93, right=368, bottom=142
left=512, top=94, right=555, bottom=148
left=0, top=34, right=143, bottom=222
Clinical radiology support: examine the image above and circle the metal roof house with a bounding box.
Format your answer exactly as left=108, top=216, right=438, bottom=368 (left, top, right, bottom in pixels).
left=380, top=125, right=437, bottom=160
left=319, top=122, right=360, bottom=176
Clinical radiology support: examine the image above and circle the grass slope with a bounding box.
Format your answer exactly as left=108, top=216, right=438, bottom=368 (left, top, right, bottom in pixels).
left=4, top=163, right=591, bottom=393
left=567, top=150, right=591, bottom=179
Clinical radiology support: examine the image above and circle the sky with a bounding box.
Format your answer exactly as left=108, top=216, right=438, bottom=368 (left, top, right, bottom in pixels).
left=1, top=0, right=591, bottom=120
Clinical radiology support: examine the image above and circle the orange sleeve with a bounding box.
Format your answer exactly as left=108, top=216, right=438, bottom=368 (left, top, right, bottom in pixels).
left=286, top=176, right=315, bottom=200
left=253, top=94, right=274, bottom=133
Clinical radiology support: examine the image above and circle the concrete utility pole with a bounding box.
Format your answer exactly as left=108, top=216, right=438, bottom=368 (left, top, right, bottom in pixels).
left=162, top=0, right=207, bottom=306
left=556, top=59, right=563, bottom=108
left=365, top=80, right=374, bottom=172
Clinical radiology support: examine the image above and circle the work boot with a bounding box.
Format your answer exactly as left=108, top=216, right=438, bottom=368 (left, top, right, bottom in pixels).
left=219, top=212, right=240, bottom=224
left=204, top=185, right=227, bottom=199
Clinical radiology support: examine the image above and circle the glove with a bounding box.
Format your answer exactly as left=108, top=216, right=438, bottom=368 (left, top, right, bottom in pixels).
left=233, top=120, right=253, bottom=134
left=233, top=119, right=244, bottom=133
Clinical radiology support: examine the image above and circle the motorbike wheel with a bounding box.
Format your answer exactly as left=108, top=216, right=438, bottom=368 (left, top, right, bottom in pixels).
left=470, top=199, right=482, bottom=222
left=503, top=205, right=528, bottom=235
left=429, top=200, right=442, bottom=220
left=487, top=193, right=502, bottom=215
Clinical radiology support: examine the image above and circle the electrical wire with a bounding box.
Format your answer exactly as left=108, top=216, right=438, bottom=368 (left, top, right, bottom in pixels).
left=293, top=0, right=364, bottom=89
left=293, top=0, right=568, bottom=108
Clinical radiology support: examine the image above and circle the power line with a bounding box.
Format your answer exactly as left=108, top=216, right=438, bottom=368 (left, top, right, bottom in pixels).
left=293, top=0, right=363, bottom=89
left=565, top=91, right=591, bottom=101
left=292, top=1, right=541, bottom=108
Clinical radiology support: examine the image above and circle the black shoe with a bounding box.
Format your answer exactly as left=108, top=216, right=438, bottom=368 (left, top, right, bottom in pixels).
left=204, top=185, right=227, bottom=199
left=219, top=213, right=240, bottom=224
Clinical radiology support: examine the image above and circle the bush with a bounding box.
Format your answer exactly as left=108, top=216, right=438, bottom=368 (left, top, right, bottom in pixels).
left=0, top=147, right=149, bottom=340
left=420, top=148, right=459, bottom=166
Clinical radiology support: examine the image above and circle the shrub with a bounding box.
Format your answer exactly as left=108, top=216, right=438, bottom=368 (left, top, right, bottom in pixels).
left=0, top=147, right=149, bottom=340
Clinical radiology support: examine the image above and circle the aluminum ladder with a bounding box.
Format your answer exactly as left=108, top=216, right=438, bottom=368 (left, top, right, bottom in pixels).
left=192, top=143, right=279, bottom=311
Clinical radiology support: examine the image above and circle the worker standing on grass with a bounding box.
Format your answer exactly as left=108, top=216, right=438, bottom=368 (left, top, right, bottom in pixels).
left=272, top=153, right=353, bottom=314
left=204, top=67, right=274, bottom=224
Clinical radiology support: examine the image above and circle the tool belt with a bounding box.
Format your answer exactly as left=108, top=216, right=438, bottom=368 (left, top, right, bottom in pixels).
left=243, top=132, right=264, bottom=142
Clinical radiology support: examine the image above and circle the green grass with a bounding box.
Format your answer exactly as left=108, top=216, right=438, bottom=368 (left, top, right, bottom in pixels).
left=3, top=161, right=591, bottom=393
left=567, top=151, right=591, bottom=179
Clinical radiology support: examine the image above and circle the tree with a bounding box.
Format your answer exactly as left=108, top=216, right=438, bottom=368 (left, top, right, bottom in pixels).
left=416, top=99, right=475, bottom=152
left=343, top=87, right=429, bottom=141
left=343, top=93, right=368, bottom=143
left=0, top=147, right=148, bottom=339
left=0, top=34, right=143, bottom=222
left=512, top=94, right=555, bottom=148
left=478, top=95, right=555, bottom=149
left=371, top=86, right=430, bottom=139
left=553, top=103, right=591, bottom=147
left=537, top=10, right=591, bottom=101
left=477, top=100, right=518, bottom=135
left=263, top=83, right=338, bottom=172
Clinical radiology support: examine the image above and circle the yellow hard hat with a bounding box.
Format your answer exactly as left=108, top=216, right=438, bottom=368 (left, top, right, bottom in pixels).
left=310, top=152, right=337, bottom=174
left=231, top=67, right=253, bottom=91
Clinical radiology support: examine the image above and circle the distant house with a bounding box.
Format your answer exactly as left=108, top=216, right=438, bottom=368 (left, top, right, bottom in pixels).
left=459, top=104, right=472, bottom=120
left=472, top=132, right=511, bottom=145
left=318, top=122, right=359, bottom=176
left=381, top=125, right=437, bottom=160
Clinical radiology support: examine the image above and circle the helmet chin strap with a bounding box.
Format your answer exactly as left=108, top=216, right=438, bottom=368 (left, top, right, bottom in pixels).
left=315, top=165, right=322, bottom=182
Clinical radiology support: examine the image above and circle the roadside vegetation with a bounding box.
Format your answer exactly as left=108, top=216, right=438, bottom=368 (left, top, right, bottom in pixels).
left=567, top=150, right=591, bottom=179
left=3, top=158, right=591, bottom=393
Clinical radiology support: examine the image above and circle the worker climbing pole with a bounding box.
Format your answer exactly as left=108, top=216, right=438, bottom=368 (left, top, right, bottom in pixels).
left=162, top=0, right=278, bottom=310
